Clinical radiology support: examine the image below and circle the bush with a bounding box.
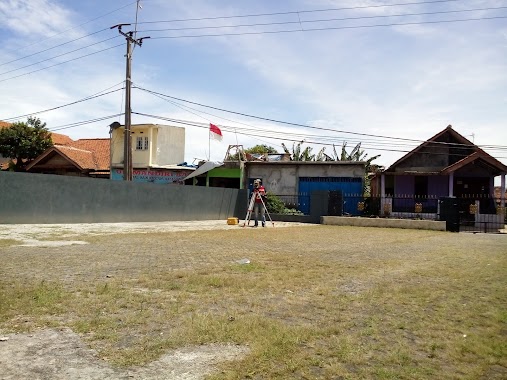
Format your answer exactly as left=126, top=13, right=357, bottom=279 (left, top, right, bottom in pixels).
left=265, top=192, right=285, bottom=214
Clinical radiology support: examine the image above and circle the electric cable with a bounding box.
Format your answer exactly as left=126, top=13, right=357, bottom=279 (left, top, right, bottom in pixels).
left=4, top=0, right=138, bottom=57
left=133, top=86, right=507, bottom=151
left=136, top=6, right=507, bottom=33
left=136, top=0, right=466, bottom=24
left=132, top=112, right=507, bottom=159
left=148, top=15, right=507, bottom=40
left=0, top=36, right=121, bottom=77
left=0, top=43, right=124, bottom=84
left=49, top=114, right=124, bottom=132
left=133, top=84, right=424, bottom=152
left=0, top=29, right=112, bottom=68
left=1, top=82, right=125, bottom=122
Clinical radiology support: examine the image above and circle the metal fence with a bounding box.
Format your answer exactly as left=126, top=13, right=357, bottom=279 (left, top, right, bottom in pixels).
left=267, top=192, right=506, bottom=232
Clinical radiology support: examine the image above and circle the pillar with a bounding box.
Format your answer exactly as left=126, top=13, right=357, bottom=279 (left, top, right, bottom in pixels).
left=448, top=172, right=454, bottom=197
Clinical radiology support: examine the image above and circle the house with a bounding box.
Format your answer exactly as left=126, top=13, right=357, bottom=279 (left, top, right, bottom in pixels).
left=244, top=160, right=366, bottom=215
left=26, top=138, right=110, bottom=178
left=374, top=125, right=506, bottom=222
left=0, top=120, right=78, bottom=171
left=110, top=123, right=193, bottom=183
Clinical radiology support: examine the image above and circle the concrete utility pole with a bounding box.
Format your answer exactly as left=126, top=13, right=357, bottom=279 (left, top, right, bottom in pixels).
left=111, top=23, right=149, bottom=181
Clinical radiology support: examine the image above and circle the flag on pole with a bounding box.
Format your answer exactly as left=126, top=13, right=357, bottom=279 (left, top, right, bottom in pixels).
left=209, top=123, right=223, bottom=141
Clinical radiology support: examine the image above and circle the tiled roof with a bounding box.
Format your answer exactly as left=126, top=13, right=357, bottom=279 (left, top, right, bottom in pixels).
left=67, top=139, right=110, bottom=171
left=51, top=132, right=73, bottom=145
left=0, top=120, right=11, bottom=128
left=26, top=138, right=110, bottom=172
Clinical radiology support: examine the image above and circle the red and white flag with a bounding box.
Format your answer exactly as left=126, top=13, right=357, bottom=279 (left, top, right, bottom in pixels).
left=209, top=123, right=223, bottom=141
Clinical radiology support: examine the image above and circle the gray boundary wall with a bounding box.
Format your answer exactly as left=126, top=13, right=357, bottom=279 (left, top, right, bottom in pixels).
left=0, top=172, right=244, bottom=224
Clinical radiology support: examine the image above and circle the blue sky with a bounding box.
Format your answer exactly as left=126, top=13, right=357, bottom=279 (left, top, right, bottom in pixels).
left=0, top=0, right=506, bottom=171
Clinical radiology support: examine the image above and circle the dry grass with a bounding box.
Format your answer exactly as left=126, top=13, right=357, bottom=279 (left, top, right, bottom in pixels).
left=1, top=226, right=506, bottom=379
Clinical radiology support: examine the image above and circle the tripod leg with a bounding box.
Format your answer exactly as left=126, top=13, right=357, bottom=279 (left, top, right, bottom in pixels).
left=259, top=196, right=274, bottom=227
left=242, top=194, right=256, bottom=227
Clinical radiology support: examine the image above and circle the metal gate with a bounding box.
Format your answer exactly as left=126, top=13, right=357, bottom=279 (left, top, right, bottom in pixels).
left=439, top=197, right=506, bottom=233
left=298, top=177, right=363, bottom=215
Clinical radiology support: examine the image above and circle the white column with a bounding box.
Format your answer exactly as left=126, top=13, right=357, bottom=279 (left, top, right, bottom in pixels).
left=501, top=174, right=506, bottom=208
left=380, top=174, right=386, bottom=216
left=448, top=172, right=454, bottom=197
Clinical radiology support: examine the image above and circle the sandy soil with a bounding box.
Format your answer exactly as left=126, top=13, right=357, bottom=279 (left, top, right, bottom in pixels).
left=0, top=220, right=310, bottom=247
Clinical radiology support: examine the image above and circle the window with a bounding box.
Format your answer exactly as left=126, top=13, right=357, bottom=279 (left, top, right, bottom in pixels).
left=136, top=136, right=149, bottom=150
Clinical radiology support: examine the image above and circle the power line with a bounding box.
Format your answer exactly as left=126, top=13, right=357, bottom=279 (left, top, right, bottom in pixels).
left=136, top=6, right=507, bottom=33
left=136, top=0, right=465, bottom=24
left=0, top=36, right=121, bottom=77
left=132, top=111, right=507, bottom=159
left=5, top=1, right=138, bottom=56
left=49, top=114, right=124, bottom=132
left=1, top=83, right=125, bottom=122
left=135, top=84, right=425, bottom=152
left=147, top=15, right=507, bottom=40
left=0, top=43, right=124, bottom=84
left=133, top=86, right=507, bottom=151
left=0, top=29, right=111, bottom=68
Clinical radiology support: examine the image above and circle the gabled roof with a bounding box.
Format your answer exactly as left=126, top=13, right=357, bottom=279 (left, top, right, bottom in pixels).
left=440, top=151, right=507, bottom=174
left=385, top=125, right=507, bottom=175
left=387, top=125, right=475, bottom=170
left=26, top=138, right=110, bottom=172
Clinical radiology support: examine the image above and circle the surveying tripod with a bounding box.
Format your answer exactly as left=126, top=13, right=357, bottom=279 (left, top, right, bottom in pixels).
left=242, top=190, right=274, bottom=227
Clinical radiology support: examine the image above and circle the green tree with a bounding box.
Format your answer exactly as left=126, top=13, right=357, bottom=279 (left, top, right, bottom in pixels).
left=281, top=140, right=382, bottom=195
left=333, top=142, right=383, bottom=196
left=0, top=117, right=53, bottom=171
left=226, top=144, right=278, bottom=161
left=245, top=144, right=278, bottom=154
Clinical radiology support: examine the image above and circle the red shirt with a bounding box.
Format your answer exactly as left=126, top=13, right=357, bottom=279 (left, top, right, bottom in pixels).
left=254, top=186, right=266, bottom=203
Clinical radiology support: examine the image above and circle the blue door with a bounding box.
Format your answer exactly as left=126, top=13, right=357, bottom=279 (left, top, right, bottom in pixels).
left=298, top=177, right=363, bottom=215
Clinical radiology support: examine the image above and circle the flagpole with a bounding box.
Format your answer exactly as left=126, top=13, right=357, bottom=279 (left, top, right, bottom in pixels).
left=208, top=130, right=211, bottom=160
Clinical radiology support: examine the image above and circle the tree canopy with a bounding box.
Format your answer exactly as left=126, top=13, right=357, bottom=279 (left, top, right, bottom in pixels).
left=244, top=144, right=278, bottom=154
left=0, top=117, right=53, bottom=171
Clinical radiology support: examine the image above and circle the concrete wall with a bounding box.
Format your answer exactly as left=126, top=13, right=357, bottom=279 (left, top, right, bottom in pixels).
left=0, top=171, right=241, bottom=224
left=322, top=216, right=446, bottom=231
left=111, top=124, right=185, bottom=168
left=244, top=162, right=365, bottom=194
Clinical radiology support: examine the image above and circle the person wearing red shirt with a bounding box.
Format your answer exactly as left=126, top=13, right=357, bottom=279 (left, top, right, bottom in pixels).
left=253, top=178, right=266, bottom=227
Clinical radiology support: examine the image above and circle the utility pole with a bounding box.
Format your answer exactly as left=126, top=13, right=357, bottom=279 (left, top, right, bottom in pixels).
left=111, top=23, right=150, bottom=181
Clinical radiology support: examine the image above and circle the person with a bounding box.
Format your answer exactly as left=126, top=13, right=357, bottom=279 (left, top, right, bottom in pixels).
left=252, top=178, right=266, bottom=227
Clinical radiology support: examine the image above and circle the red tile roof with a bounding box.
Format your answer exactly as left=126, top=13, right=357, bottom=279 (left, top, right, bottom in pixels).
left=26, top=138, right=110, bottom=172
left=67, top=138, right=110, bottom=171
left=51, top=132, right=73, bottom=145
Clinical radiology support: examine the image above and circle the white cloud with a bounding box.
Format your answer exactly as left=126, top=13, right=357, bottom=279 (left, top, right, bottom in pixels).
left=0, top=0, right=73, bottom=37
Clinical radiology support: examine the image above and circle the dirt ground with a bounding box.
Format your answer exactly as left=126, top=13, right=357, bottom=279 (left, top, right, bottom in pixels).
left=0, top=220, right=310, bottom=380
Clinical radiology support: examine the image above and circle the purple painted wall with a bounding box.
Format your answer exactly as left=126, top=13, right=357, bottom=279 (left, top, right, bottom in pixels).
left=394, top=176, right=413, bottom=195
left=428, top=176, right=448, bottom=197
left=394, top=175, right=448, bottom=197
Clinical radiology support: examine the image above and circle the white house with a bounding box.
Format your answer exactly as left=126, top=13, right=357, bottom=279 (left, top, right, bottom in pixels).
left=110, top=123, right=193, bottom=183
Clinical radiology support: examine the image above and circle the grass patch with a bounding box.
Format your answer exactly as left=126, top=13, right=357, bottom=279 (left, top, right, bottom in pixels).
left=0, top=226, right=506, bottom=379
left=0, top=239, right=21, bottom=247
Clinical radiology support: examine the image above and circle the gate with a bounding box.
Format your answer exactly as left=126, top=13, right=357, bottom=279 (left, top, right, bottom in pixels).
left=438, top=197, right=460, bottom=232
left=439, top=196, right=506, bottom=233
left=298, top=177, right=362, bottom=215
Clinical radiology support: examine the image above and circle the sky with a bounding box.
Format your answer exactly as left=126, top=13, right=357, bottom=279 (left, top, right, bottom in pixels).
left=0, top=0, right=506, bottom=174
